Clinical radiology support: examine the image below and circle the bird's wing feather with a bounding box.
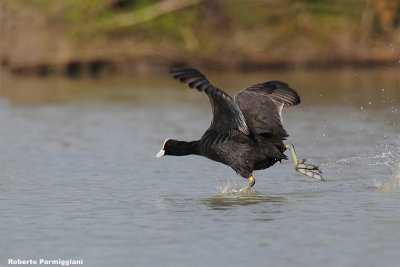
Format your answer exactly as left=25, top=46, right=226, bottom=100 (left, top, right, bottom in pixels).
left=234, top=81, right=300, bottom=138
left=170, top=67, right=249, bottom=145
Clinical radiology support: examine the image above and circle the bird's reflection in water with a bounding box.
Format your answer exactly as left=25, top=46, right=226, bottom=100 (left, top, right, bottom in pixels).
left=203, top=190, right=285, bottom=211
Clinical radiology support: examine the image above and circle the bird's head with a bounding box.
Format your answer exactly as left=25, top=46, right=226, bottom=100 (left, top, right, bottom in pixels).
left=156, top=139, right=177, bottom=158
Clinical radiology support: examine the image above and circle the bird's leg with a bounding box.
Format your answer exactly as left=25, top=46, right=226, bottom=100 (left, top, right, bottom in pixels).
left=285, top=144, right=324, bottom=181
left=238, top=175, right=255, bottom=192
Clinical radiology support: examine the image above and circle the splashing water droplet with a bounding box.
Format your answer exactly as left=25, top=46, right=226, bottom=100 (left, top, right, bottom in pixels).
left=375, top=168, right=400, bottom=194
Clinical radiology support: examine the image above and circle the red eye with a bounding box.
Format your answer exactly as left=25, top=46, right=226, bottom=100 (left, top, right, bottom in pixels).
left=166, top=143, right=170, bottom=147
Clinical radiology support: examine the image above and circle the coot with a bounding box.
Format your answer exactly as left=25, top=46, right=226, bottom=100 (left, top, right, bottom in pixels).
left=156, top=67, right=323, bottom=191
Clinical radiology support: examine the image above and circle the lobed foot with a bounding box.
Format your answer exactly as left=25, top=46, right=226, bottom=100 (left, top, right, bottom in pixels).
left=285, top=144, right=324, bottom=181
left=296, top=159, right=324, bottom=181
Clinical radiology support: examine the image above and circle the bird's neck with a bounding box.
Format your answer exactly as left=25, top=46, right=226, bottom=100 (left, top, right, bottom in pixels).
left=171, top=140, right=200, bottom=156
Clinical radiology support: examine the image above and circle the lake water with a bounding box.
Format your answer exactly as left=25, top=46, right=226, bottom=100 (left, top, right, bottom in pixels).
left=1, top=68, right=399, bottom=266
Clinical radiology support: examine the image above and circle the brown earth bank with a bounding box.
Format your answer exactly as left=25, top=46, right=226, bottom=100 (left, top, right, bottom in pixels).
left=1, top=0, right=400, bottom=76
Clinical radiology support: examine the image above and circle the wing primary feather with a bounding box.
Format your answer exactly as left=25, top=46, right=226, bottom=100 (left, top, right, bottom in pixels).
left=234, top=80, right=300, bottom=137
left=170, top=67, right=250, bottom=145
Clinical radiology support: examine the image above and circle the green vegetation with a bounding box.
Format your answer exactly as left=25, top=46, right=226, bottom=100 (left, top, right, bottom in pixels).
left=1, top=0, right=400, bottom=75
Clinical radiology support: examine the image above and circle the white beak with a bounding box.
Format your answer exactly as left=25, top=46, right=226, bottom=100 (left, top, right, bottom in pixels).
left=156, top=149, right=165, bottom=159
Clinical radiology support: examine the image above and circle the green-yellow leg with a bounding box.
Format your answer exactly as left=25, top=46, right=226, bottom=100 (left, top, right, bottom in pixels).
left=285, top=144, right=324, bottom=181
left=239, top=175, right=255, bottom=192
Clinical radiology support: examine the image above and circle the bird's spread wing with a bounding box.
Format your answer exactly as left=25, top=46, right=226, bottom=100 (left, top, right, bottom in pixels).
left=170, top=67, right=249, bottom=145
left=234, top=81, right=300, bottom=138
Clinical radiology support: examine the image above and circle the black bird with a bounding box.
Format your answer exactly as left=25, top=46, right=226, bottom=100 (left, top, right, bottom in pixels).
left=156, top=67, right=323, bottom=192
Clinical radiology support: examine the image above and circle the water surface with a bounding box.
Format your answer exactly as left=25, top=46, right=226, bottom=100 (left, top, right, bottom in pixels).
left=1, top=68, right=399, bottom=266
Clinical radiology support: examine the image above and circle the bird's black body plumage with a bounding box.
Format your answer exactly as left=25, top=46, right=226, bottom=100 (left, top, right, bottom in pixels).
left=161, top=67, right=301, bottom=178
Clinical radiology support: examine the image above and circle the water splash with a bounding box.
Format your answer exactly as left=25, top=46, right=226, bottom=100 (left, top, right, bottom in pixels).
left=333, top=149, right=397, bottom=168
left=371, top=143, right=400, bottom=194
left=321, top=141, right=400, bottom=192
left=374, top=168, right=400, bottom=194
left=216, top=178, right=258, bottom=196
